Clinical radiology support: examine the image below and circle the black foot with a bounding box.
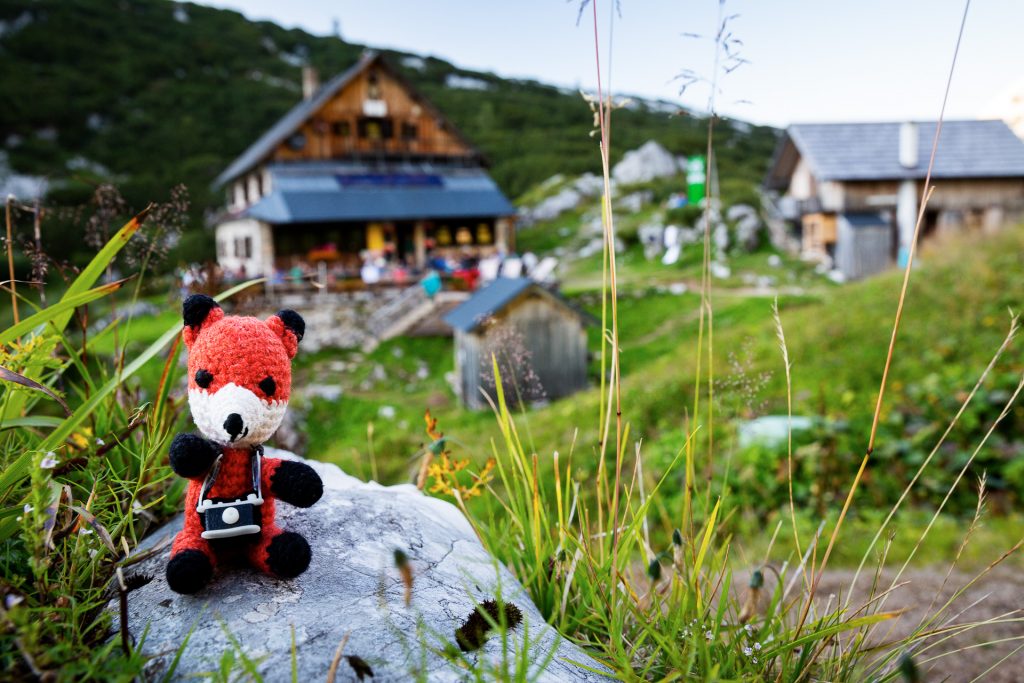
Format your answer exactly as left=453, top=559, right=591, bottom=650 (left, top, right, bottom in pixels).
left=166, top=549, right=214, bottom=594
left=266, top=531, right=311, bottom=578
left=271, top=461, right=324, bottom=508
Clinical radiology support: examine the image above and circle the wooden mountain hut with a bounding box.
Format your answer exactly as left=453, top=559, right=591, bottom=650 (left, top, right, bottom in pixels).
left=211, top=50, right=515, bottom=286
left=443, top=278, right=594, bottom=410
left=765, top=120, right=1024, bottom=280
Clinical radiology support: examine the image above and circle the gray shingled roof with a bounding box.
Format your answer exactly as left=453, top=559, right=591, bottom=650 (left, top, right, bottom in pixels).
left=443, top=278, right=595, bottom=334
left=787, top=120, right=1024, bottom=181
left=443, top=278, right=535, bottom=333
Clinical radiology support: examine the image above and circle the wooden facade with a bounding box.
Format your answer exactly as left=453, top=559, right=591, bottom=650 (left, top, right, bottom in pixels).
left=271, top=65, right=475, bottom=164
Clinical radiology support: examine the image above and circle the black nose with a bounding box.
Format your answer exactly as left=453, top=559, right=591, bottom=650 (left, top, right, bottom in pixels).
left=223, top=413, right=244, bottom=440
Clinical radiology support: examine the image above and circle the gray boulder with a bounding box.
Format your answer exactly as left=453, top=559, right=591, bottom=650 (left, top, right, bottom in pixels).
left=611, top=141, right=679, bottom=185
left=522, top=187, right=583, bottom=224
left=114, top=451, right=608, bottom=682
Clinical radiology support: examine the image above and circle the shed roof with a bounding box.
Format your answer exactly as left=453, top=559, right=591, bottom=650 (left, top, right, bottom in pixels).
left=767, top=120, right=1024, bottom=187
left=213, top=51, right=480, bottom=188
left=443, top=278, right=591, bottom=333
left=239, top=162, right=513, bottom=223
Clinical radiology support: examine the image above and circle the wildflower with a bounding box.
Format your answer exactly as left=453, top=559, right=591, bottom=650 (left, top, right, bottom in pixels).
left=23, top=504, right=32, bottom=513
left=40, top=452, right=59, bottom=469
left=742, top=646, right=753, bottom=656
left=754, top=642, right=762, bottom=651
left=4, top=594, right=24, bottom=609
left=705, top=629, right=714, bottom=641
left=96, top=438, right=105, bottom=446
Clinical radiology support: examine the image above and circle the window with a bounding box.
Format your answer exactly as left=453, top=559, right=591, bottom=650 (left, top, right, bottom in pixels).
left=287, top=133, right=306, bottom=150
left=358, top=117, right=393, bottom=140
left=234, top=237, right=253, bottom=259
left=401, top=122, right=417, bottom=141
left=332, top=121, right=351, bottom=137
left=216, top=239, right=226, bottom=258
left=476, top=223, right=493, bottom=245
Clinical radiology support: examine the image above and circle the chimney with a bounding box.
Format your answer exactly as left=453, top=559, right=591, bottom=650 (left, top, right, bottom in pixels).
left=899, top=121, right=919, bottom=168
left=302, top=66, right=319, bottom=100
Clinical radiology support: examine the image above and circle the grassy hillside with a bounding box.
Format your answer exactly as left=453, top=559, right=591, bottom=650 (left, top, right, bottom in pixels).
left=300, top=224, right=1024, bottom=520
left=0, top=0, right=778, bottom=265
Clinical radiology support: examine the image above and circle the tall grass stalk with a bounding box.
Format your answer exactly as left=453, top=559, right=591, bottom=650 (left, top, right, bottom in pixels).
left=793, top=0, right=972, bottom=642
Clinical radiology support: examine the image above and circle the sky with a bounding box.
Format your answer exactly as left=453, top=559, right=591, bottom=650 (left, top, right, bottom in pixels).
left=197, top=0, right=1023, bottom=128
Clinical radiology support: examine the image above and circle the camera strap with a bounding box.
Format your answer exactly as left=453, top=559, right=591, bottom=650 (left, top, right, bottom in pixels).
left=197, top=445, right=263, bottom=508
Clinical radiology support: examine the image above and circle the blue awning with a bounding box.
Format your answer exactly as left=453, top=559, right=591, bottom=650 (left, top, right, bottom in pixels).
left=243, top=163, right=514, bottom=224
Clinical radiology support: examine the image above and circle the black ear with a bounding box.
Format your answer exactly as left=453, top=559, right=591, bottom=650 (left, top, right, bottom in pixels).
left=276, top=309, right=305, bottom=342
left=183, top=295, right=220, bottom=330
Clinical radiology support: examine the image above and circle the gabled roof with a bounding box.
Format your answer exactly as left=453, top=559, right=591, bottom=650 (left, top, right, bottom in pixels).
left=237, top=161, right=513, bottom=224
left=766, top=120, right=1024, bottom=188
left=443, top=278, right=593, bottom=333
left=213, top=51, right=481, bottom=188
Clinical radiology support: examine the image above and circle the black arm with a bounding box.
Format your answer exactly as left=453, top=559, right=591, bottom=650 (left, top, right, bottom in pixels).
left=270, top=461, right=324, bottom=508
left=168, top=433, right=219, bottom=479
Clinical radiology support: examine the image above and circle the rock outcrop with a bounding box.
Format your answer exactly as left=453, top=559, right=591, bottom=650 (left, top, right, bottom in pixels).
left=114, top=450, right=609, bottom=682
left=611, top=141, right=679, bottom=185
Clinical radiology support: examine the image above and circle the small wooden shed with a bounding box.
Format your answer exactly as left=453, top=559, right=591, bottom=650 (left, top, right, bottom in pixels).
left=443, top=278, right=593, bottom=410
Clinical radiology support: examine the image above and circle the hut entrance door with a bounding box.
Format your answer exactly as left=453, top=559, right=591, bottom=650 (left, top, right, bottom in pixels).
left=395, top=222, right=416, bottom=266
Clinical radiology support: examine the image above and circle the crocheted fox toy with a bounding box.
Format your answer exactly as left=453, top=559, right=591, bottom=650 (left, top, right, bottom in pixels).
left=165, top=294, right=323, bottom=595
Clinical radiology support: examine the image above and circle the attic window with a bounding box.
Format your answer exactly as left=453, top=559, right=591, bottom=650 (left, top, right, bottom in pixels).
left=358, top=117, right=393, bottom=140
left=401, top=122, right=418, bottom=141
left=287, top=133, right=306, bottom=151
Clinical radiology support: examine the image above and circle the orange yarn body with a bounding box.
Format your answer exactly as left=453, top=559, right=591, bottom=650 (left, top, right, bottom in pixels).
left=172, top=447, right=286, bottom=572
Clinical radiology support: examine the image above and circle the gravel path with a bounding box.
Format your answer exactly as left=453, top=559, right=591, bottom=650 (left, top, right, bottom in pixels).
left=810, top=566, right=1024, bottom=682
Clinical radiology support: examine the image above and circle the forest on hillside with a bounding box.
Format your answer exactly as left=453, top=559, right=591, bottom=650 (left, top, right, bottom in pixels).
left=0, top=0, right=778, bottom=266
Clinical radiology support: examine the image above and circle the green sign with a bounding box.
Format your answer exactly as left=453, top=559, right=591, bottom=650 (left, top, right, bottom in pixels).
left=686, top=155, right=706, bottom=204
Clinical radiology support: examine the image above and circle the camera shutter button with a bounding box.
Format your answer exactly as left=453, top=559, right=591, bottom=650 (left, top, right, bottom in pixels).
left=222, top=507, right=240, bottom=524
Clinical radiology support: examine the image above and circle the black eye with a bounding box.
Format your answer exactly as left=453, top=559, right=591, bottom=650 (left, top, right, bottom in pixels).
left=195, top=369, right=213, bottom=388
left=259, top=376, right=276, bottom=397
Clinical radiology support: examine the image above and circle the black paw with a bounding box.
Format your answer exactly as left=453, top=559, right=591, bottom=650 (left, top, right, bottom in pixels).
left=169, top=433, right=219, bottom=478
left=271, top=461, right=323, bottom=508
left=166, top=550, right=213, bottom=594
left=267, top=531, right=311, bottom=578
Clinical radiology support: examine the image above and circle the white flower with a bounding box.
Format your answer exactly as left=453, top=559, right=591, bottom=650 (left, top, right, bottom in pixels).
left=95, top=438, right=105, bottom=446
left=752, top=657, right=759, bottom=664
left=40, top=452, right=59, bottom=469
left=78, top=527, right=93, bottom=536
left=744, top=624, right=754, bottom=634
left=704, top=630, right=713, bottom=641
left=754, top=642, right=762, bottom=651
left=4, top=594, right=24, bottom=609
left=743, top=646, right=753, bottom=656
left=23, top=504, right=32, bottom=513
